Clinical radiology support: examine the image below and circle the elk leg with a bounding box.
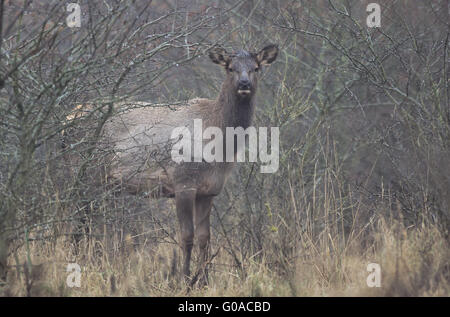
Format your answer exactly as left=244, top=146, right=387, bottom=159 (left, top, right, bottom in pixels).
left=175, top=189, right=196, bottom=281
left=194, top=195, right=213, bottom=287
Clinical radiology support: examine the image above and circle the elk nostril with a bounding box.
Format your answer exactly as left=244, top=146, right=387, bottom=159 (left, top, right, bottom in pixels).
left=239, top=80, right=250, bottom=89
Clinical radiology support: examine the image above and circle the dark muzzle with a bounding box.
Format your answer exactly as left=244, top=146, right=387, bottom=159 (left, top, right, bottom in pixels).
left=238, top=79, right=251, bottom=95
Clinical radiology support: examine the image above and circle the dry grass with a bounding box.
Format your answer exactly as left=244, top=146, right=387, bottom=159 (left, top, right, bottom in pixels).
left=1, top=214, right=448, bottom=297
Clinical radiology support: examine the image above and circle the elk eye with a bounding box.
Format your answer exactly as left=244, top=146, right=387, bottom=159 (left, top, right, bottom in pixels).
left=254, top=67, right=259, bottom=72
left=228, top=68, right=233, bottom=72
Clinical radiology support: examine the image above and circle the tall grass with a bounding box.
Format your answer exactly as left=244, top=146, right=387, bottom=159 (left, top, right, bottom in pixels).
left=1, top=175, right=448, bottom=296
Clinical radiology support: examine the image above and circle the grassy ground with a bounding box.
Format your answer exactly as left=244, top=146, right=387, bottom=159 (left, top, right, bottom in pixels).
left=1, top=216, right=448, bottom=297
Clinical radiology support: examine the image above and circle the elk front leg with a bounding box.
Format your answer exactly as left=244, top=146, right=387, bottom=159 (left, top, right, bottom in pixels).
left=175, top=189, right=196, bottom=281
left=195, top=195, right=213, bottom=287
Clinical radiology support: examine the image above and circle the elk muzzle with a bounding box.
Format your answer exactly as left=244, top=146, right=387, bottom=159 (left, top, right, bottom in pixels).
left=237, top=78, right=251, bottom=96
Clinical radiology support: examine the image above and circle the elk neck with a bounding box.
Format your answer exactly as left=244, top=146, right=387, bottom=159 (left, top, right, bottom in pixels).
left=213, top=77, right=256, bottom=130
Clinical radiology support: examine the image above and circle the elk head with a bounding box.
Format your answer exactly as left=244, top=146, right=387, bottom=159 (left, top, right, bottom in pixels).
left=209, top=44, right=279, bottom=99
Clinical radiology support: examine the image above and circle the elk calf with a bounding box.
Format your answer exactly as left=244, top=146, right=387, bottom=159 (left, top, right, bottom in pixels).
left=101, top=44, right=279, bottom=286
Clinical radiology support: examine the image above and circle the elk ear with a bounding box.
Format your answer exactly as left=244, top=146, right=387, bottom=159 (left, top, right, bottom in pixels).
left=208, top=47, right=231, bottom=67
left=256, top=44, right=278, bottom=66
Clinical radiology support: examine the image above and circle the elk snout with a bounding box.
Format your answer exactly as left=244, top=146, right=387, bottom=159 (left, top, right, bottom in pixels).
left=237, top=76, right=251, bottom=96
